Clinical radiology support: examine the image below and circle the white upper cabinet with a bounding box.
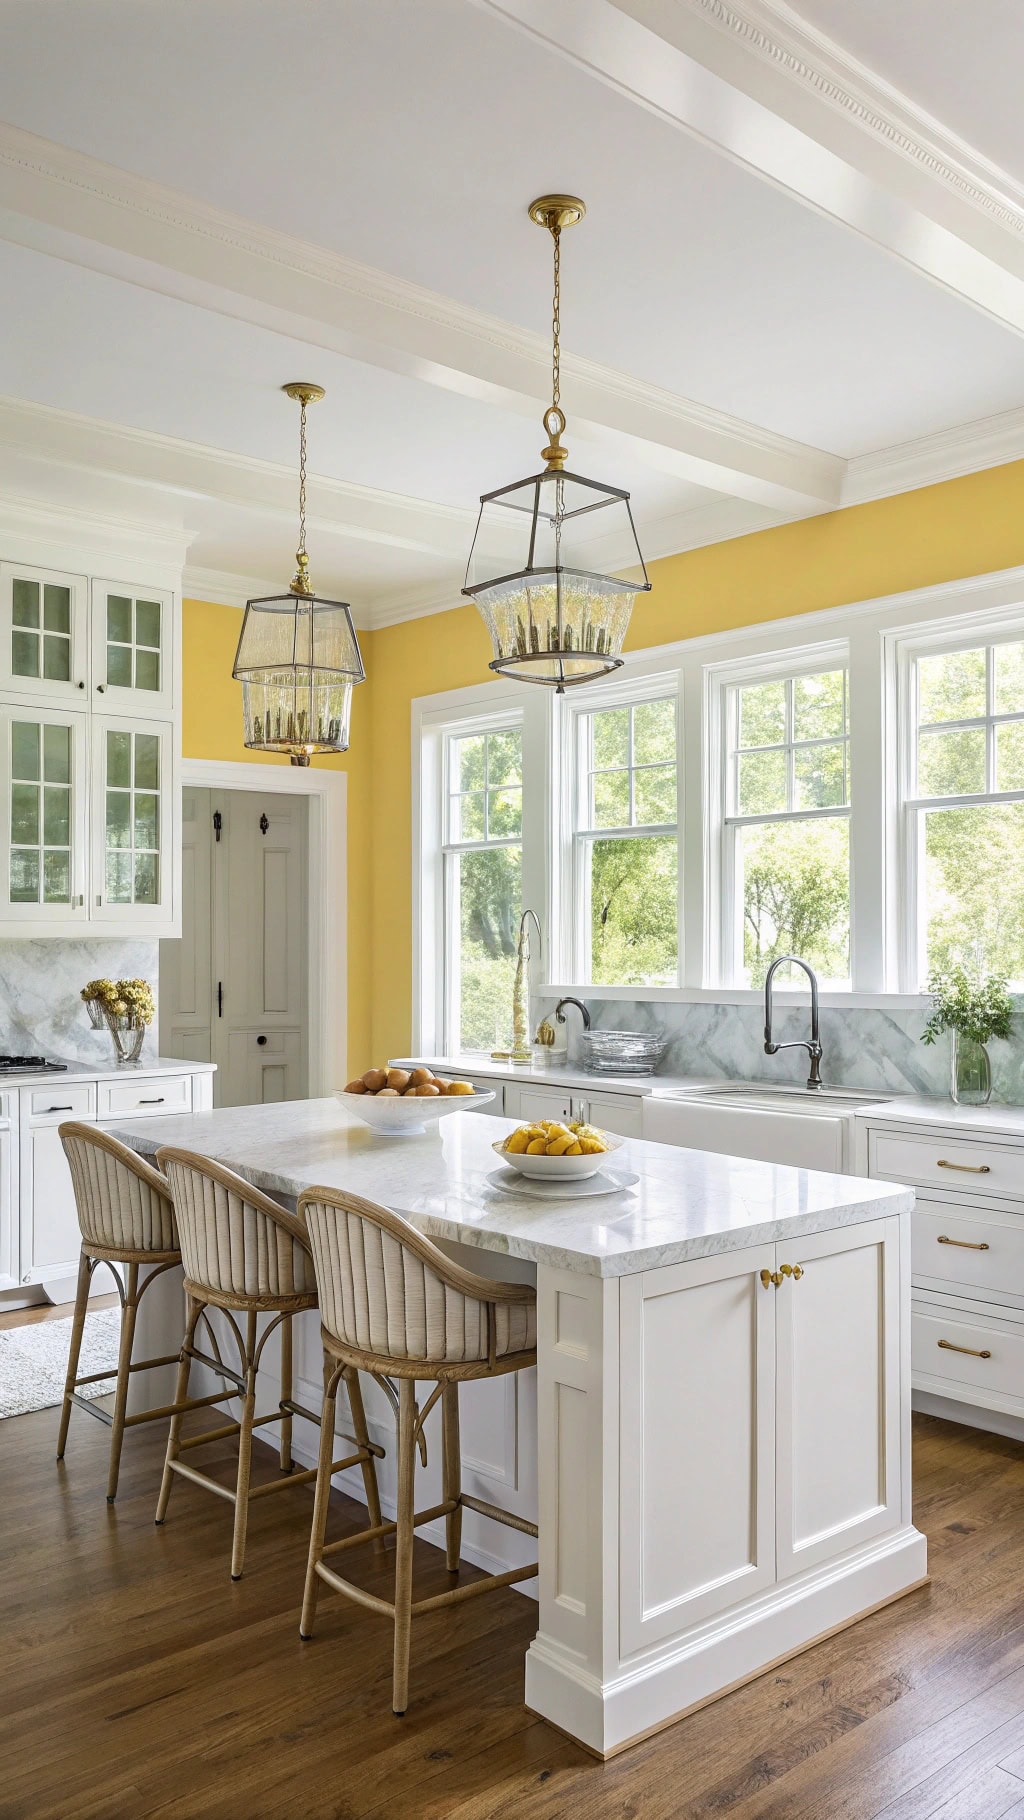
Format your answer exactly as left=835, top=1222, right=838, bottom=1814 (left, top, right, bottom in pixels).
left=91, top=714, right=174, bottom=925
left=0, top=564, right=89, bottom=702
left=0, top=553, right=181, bottom=938
left=0, top=706, right=89, bottom=923
left=91, top=580, right=174, bottom=713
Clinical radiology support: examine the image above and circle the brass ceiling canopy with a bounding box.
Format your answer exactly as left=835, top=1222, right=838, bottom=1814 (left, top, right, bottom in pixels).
left=462, top=193, right=650, bottom=692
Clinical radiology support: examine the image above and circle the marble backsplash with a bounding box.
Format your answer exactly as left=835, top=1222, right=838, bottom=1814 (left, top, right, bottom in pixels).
left=0, top=940, right=159, bottom=1065
left=543, top=994, right=1024, bottom=1104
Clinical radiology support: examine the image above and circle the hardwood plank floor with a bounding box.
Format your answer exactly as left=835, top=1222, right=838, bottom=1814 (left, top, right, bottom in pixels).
left=2, top=1407, right=1024, bottom=1818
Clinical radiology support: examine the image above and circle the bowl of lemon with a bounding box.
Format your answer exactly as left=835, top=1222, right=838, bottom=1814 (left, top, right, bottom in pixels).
left=494, top=1119, right=624, bottom=1180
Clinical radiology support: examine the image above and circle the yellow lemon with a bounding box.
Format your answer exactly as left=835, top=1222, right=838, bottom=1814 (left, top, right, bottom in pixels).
left=526, top=1137, right=548, bottom=1155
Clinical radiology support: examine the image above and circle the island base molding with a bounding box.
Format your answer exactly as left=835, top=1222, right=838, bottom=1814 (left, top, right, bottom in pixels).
left=525, top=1527, right=928, bottom=1758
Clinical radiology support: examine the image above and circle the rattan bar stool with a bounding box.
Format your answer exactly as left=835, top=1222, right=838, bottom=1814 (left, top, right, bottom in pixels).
left=155, top=1147, right=384, bottom=1580
left=58, top=1122, right=233, bottom=1503
left=297, top=1186, right=539, bottom=1716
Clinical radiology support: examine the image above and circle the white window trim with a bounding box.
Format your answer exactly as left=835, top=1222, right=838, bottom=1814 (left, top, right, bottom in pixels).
left=413, top=562, right=1024, bottom=1021
left=706, top=640, right=850, bottom=989
left=412, top=680, right=548, bottom=1055
left=557, top=666, right=682, bottom=987
left=891, top=605, right=1024, bottom=991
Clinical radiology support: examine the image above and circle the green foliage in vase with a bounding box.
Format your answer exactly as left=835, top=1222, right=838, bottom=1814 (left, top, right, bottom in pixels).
left=921, top=967, right=1014, bottom=1047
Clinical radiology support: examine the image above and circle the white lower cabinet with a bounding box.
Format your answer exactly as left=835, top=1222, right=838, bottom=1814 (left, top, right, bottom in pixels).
left=503, top=1081, right=643, bottom=1138
left=11, top=1066, right=211, bottom=1287
left=858, top=1108, right=1024, bottom=1428
left=0, top=1095, right=16, bottom=1290
left=618, top=1216, right=903, bottom=1655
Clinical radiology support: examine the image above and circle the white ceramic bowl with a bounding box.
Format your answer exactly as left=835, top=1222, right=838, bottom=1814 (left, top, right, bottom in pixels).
left=493, top=1131, right=625, bottom=1179
left=335, top=1087, right=494, bottom=1133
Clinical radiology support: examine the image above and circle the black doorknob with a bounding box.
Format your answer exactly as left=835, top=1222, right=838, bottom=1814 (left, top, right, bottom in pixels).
left=257, top=1035, right=267, bottom=1046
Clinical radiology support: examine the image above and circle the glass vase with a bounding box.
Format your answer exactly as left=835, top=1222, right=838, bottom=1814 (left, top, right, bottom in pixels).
left=84, top=999, right=105, bottom=1030
left=105, top=1013, right=146, bottom=1066
left=950, top=1032, right=992, bottom=1106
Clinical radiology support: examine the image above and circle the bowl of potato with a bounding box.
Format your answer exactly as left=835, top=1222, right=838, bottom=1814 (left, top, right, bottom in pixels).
left=494, top=1119, right=623, bottom=1179
left=336, top=1067, right=493, bottom=1132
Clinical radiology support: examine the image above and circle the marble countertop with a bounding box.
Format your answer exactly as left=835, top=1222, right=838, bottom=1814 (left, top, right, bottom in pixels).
left=853, top=1096, right=1024, bottom=1139
left=395, top=1053, right=751, bottom=1099
left=0, top=1054, right=217, bottom=1086
left=109, top=1096, right=912, bottom=1278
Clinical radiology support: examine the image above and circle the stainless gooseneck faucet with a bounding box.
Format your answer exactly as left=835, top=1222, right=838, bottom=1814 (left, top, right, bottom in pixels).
left=763, top=955, right=824, bottom=1089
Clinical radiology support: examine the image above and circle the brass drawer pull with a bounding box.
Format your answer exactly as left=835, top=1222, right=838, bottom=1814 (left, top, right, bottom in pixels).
left=938, top=1338, right=992, bottom=1359
left=759, top=1265, right=804, bottom=1289
left=937, top=1234, right=990, bottom=1251
left=936, top=1158, right=991, bottom=1174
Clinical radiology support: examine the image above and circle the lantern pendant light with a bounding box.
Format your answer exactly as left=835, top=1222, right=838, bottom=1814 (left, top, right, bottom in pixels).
left=463, top=195, right=651, bottom=692
left=232, top=383, right=365, bottom=765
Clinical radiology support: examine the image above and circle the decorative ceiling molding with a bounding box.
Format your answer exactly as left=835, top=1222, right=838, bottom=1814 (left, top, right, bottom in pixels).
left=0, top=487, right=191, bottom=579
left=842, top=407, right=1024, bottom=508
left=687, top=0, right=1024, bottom=235
left=0, top=122, right=840, bottom=512
left=481, top=0, right=1024, bottom=334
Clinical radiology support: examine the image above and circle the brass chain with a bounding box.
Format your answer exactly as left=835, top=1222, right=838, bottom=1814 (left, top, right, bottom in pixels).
left=297, top=394, right=308, bottom=562
left=551, top=223, right=561, bottom=415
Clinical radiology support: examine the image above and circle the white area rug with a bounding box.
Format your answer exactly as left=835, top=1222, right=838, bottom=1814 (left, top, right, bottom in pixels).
left=0, top=1307, right=120, bottom=1419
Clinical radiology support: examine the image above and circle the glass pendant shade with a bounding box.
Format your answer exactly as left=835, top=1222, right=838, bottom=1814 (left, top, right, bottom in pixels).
left=232, top=592, right=364, bottom=765
left=464, top=470, right=650, bottom=689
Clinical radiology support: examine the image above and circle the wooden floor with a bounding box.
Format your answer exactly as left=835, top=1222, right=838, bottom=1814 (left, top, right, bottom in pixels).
left=3, top=1410, right=1024, bottom=1820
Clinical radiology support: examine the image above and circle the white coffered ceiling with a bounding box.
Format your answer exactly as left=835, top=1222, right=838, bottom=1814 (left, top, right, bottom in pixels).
left=0, top=0, right=1021, bottom=624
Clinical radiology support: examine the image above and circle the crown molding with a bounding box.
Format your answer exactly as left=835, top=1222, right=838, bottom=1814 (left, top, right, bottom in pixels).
left=685, top=0, right=1024, bottom=235
left=0, top=489, right=190, bottom=580
left=0, top=122, right=840, bottom=512
left=843, top=407, right=1024, bottom=507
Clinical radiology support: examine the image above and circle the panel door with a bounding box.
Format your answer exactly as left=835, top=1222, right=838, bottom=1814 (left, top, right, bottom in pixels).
left=0, top=1120, right=16, bottom=1290
left=0, top=563, right=89, bottom=702
left=20, top=1113, right=95, bottom=1282
left=571, top=1089, right=643, bottom=1138
left=0, top=706, right=88, bottom=925
left=91, top=580, right=174, bottom=713
left=619, top=1243, right=777, bottom=1654
left=159, top=786, right=213, bottom=1064
left=775, top=1216, right=902, bottom=1579
left=504, top=1083, right=574, bottom=1124
left=212, top=791, right=308, bottom=1106
left=91, top=715, right=175, bottom=925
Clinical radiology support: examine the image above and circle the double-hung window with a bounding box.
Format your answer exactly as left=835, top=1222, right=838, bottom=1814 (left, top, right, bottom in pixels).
left=721, top=662, right=851, bottom=988
left=567, top=690, right=679, bottom=985
left=442, top=721, right=523, bottom=1049
left=901, top=633, right=1024, bottom=985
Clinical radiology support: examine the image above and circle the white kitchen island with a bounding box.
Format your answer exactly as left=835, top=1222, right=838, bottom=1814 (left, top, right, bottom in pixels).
left=112, top=1098, right=925, bottom=1757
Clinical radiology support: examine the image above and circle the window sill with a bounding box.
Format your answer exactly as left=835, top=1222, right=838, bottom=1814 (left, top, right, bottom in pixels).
left=537, top=984, right=935, bottom=1011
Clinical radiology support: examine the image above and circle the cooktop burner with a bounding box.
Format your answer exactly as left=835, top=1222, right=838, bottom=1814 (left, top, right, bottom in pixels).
left=0, top=1055, right=69, bottom=1073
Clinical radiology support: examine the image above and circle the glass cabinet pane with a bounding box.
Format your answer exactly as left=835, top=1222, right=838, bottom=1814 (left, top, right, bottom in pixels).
left=104, top=591, right=162, bottom=694
left=9, top=576, right=74, bottom=686
left=9, top=717, right=73, bottom=906
left=103, top=727, right=161, bottom=906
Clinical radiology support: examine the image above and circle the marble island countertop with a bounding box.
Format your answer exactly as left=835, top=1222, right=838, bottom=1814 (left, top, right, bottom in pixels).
left=0, top=1054, right=217, bottom=1086
left=109, top=1096, right=912, bottom=1278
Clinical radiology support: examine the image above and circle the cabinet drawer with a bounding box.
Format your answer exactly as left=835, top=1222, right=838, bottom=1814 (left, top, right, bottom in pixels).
left=912, top=1201, right=1024, bottom=1299
left=98, top=1075, right=192, bottom=1119
left=912, top=1303, right=1024, bottom=1404
left=870, top=1130, right=1024, bottom=1199
left=26, top=1083, right=95, bottom=1122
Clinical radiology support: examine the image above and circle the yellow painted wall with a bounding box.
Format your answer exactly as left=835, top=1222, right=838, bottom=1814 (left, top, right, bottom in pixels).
left=184, top=456, right=1024, bottom=1073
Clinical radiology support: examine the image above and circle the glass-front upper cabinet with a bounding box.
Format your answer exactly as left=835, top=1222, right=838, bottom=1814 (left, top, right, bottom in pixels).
left=90, top=714, right=174, bottom=924
left=91, top=580, right=173, bottom=712
left=0, top=707, right=88, bottom=923
left=0, top=564, right=89, bottom=702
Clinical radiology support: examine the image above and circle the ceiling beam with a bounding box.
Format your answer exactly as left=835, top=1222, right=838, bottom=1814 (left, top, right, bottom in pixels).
left=0, top=123, right=840, bottom=515
left=479, top=0, right=1024, bottom=337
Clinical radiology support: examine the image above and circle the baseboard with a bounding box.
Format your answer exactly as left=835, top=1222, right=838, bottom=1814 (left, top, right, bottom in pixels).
left=913, top=1388, right=1024, bottom=1444
left=525, top=1525, right=928, bottom=1757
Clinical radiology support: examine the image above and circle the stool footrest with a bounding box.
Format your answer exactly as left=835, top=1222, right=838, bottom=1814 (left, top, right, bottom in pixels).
left=320, top=1498, right=456, bottom=1559
left=279, top=1397, right=387, bottom=1460
left=70, top=1391, right=112, bottom=1426
left=168, top=1447, right=374, bottom=1506
left=411, top=1562, right=538, bottom=1615
left=459, top=1493, right=538, bottom=1539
